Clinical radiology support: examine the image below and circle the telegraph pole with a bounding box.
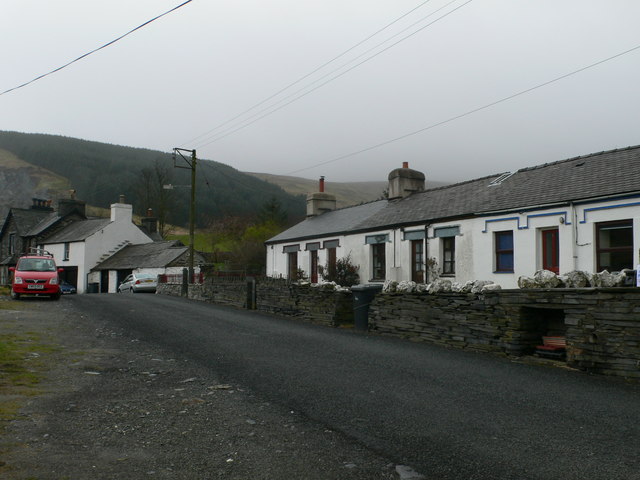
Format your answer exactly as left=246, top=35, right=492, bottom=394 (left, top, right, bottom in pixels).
left=172, top=148, right=197, bottom=284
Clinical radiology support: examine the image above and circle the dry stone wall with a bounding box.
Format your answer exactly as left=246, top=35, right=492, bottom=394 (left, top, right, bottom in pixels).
left=158, top=277, right=353, bottom=327
left=370, top=288, right=640, bottom=379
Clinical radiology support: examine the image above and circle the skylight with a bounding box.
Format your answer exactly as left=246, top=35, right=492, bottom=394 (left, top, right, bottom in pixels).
left=488, top=172, right=514, bottom=186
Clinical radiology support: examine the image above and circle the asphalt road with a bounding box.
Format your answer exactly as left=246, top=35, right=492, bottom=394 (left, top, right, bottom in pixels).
left=70, top=293, right=640, bottom=480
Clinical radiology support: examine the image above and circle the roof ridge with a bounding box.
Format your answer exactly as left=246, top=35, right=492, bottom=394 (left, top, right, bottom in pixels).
left=516, top=144, right=640, bottom=174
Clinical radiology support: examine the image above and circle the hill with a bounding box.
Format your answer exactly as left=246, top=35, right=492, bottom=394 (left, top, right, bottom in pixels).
left=0, top=131, right=306, bottom=228
left=247, top=172, right=448, bottom=207
left=0, top=148, right=72, bottom=221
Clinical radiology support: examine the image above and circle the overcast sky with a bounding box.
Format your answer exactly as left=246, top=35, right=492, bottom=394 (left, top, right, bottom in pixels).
left=2, top=0, right=639, bottom=184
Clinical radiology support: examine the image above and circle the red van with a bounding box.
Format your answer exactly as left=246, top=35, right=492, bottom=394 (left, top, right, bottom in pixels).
left=9, top=250, right=63, bottom=300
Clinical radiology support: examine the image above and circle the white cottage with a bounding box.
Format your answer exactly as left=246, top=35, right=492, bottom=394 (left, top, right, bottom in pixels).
left=40, top=196, right=153, bottom=293
left=265, top=146, right=640, bottom=288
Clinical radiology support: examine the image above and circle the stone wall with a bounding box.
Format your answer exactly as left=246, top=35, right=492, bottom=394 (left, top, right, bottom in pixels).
left=158, top=277, right=353, bottom=327
left=370, top=288, right=640, bottom=379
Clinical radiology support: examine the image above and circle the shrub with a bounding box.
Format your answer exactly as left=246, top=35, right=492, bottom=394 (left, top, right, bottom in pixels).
left=319, top=254, right=360, bottom=287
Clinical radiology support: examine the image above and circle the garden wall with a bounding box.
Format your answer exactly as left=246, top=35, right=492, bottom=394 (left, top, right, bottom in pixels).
left=370, top=288, right=640, bottom=379
left=157, top=277, right=353, bottom=327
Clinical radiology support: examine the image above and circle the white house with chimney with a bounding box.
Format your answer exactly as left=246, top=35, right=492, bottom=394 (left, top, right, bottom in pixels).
left=265, top=147, right=640, bottom=288
left=39, top=196, right=154, bottom=293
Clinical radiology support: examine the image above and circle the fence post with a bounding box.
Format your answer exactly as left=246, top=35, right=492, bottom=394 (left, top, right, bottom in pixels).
left=181, top=267, right=188, bottom=297
left=246, top=276, right=256, bottom=310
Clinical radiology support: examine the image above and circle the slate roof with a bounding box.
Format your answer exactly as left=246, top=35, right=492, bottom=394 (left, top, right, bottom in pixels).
left=266, top=200, right=387, bottom=244
left=26, top=212, right=64, bottom=236
left=43, top=218, right=112, bottom=243
left=0, top=208, right=52, bottom=237
left=92, top=241, right=188, bottom=270
left=268, top=145, right=640, bottom=243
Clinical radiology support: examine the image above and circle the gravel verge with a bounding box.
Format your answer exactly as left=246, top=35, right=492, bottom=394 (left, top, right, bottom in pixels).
left=0, top=298, right=398, bottom=479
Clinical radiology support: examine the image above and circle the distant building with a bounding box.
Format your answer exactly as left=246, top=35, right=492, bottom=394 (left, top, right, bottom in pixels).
left=90, top=240, right=206, bottom=293
left=1, top=194, right=156, bottom=293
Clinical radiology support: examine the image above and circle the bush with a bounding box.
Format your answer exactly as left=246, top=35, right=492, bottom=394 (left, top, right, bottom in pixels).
left=319, top=254, right=359, bottom=287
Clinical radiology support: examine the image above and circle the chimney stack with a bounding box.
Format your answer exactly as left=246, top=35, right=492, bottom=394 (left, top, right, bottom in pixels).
left=110, top=195, right=132, bottom=223
left=57, top=191, right=86, bottom=218
left=141, top=208, right=158, bottom=235
left=31, top=198, right=54, bottom=212
left=306, top=176, right=336, bottom=217
left=387, top=162, right=425, bottom=200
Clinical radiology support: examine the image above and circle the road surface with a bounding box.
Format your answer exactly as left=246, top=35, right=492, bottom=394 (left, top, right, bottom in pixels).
left=71, top=293, right=640, bottom=480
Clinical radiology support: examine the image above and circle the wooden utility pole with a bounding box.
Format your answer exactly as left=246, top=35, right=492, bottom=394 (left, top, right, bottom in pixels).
left=172, top=148, right=197, bottom=284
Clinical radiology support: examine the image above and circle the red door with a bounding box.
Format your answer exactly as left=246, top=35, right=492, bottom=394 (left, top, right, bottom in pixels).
left=310, top=250, right=318, bottom=283
left=542, top=228, right=559, bottom=274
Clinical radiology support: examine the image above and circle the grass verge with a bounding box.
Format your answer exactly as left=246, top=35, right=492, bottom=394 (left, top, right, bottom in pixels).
left=0, top=303, right=58, bottom=433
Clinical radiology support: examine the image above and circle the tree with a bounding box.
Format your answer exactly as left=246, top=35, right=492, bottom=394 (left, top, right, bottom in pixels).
left=257, top=196, right=288, bottom=226
left=132, top=159, right=175, bottom=236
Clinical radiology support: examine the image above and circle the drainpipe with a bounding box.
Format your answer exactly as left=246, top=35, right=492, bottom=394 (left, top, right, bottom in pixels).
left=424, top=224, right=430, bottom=284
left=570, top=202, right=578, bottom=271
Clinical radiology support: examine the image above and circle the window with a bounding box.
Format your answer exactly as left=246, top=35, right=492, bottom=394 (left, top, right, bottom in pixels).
left=63, top=242, right=70, bottom=261
left=495, top=231, right=514, bottom=272
left=411, top=239, right=424, bottom=283
left=371, top=243, right=386, bottom=281
left=596, top=220, right=633, bottom=272
left=8, top=233, right=15, bottom=255
left=442, top=236, right=455, bottom=275
left=541, top=228, right=559, bottom=274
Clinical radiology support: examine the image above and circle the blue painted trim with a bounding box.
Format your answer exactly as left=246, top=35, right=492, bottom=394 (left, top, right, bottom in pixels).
left=482, top=211, right=570, bottom=233
left=579, top=201, right=640, bottom=223
left=523, top=211, right=571, bottom=228
left=482, top=217, right=520, bottom=233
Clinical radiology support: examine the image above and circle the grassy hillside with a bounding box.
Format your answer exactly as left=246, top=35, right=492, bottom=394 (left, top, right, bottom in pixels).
left=0, top=131, right=305, bottom=228
left=0, top=149, right=72, bottom=220
left=247, top=172, right=448, bottom=208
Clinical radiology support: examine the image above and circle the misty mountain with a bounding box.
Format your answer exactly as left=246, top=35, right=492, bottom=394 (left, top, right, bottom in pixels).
left=0, top=131, right=307, bottom=228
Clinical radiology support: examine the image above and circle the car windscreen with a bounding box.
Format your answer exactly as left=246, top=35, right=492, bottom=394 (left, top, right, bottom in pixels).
left=17, top=258, right=57, bottom=272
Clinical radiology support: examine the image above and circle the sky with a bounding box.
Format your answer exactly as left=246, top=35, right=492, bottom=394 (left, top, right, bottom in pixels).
left=2, top=0, right=639, bottom=184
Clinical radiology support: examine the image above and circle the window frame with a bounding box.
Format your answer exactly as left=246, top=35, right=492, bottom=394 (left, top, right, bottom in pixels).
left=441, top=236, right=456, bottom=275
left=495, top=230, right=514, bottom=273
left=595, top=219, right=633, bottom=272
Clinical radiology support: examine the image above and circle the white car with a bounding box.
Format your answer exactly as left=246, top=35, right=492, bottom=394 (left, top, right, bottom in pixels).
left=117, top=273, right=157, bottom=293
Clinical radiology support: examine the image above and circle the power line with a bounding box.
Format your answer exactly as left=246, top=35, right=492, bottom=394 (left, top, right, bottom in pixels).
left=0, top=0, right=193, bottom=97
left=286, top=43, right=640, bottom=176
left=179, top=0, right=437, bottom=148
left=192, top=0, right=474, bottom=150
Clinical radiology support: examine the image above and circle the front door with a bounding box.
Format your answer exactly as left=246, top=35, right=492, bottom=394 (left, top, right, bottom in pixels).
left=542, top=228, right=559, bottom=274
left=310, top=250, right=318, bottom=283
left=411, top=239, right=424, bottom=283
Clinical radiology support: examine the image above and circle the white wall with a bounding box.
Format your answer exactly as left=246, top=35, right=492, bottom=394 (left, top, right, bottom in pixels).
left=267, top=197, right=640, bottom=289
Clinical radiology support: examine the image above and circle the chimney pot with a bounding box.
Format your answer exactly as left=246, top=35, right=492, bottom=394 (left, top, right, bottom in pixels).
left=319, top=176, right=325, bottom=193
left=147, top=208, right=153, bottom=217
left=402, top=161, right=409, bottom=169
